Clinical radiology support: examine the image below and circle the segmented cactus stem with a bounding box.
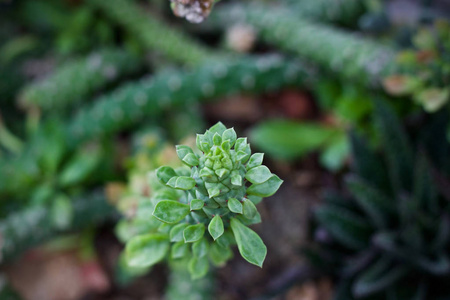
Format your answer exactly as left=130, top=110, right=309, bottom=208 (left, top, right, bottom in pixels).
left=67, top=55, right=316, bottom=146
left=213, top=3, right=397, bottom=87
left=18, top=49, right=143, bottom=111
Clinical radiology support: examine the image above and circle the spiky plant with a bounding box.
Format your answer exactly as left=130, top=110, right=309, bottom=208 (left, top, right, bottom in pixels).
left=19, top=48, right=143, bottom=111
left=123, top=122, right=283, bottom=279
left=313, top=99, right=450, bottom=299
left=212, top=3, right=396, bottom=87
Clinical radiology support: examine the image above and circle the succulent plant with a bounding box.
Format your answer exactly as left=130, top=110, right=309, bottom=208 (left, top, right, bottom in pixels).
left=124, top=122, right=283, bottom=279
left=212, top=3, right=396, bottom=87
left=67, top=55, right=314, bottom=147
left=19, top=48, right=143, bottom=111
left=313, top=99, right=450, bottom=299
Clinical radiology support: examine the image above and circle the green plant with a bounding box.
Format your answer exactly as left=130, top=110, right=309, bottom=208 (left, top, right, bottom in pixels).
left=123, top=122, right=282, bottom=279
left=212, top=3, right=397, bottom=87
left=382, top=20, right=450, bottom=112
left=0, top=190, right=114, bottom=262
left=66, top=55, right=313, bottom=147
left=249, top=120, right=348, bottom=171
left=87, top=0, right=220, bottom=66
left=19, top=48, right=143, bottom=111
left=313, top=99, right=450, bottom=299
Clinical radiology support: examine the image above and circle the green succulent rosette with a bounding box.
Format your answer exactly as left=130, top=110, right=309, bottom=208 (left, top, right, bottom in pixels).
left=124, top=122, right=282, bottom=279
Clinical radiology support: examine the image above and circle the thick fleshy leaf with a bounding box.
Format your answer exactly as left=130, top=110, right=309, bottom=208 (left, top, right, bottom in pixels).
left=222, top=128, right=237, bottom=146
left=188, top=256, right=209, bottom=279
left=228, top=197, right=243, bottom=214
left=169, top=223, right=189, bottom=242
left=176, top=145, right=194, bottom=161
left=156, top=166, right=177, bottom=185
left=184, top=223, right=206, bottom=243
left=190, top=199, right=204, bottom=211
left=235, top=138, right=247, bottom=152
left=208, top=215, right=224, bottom=240
left=192, top=237, right=209, bottom=257
left=171, top=241, right=190, bottom=259
left=247, top=175, right=283, bottom=197
left=230, top=218, right=267, bottom=267
left=153, top=200, right=190, bottom=224
left=125, top=234, right=169, bottom=267
left=243, top=198, right=257, bottom=219
left=167, top=176, right=196, bottom=190
left=245, top=166, right=272, bottom=184
left=231, top=173, right=242, bottom=186
left=247, top=153, right=264, bottom=169
left=183, top=153, right=199, bottom=166
left=209, top=122, right=227, bottom=135
left=213, top=133, right=222, bottom=146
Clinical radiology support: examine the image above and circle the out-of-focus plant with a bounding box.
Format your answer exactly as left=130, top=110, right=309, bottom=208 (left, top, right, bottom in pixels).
left=122, top=122, right=282, bottom=279
left=170, top=0, right=220, bottom=24
left=312, top=98, right=450, bottom=299
left=0, top=119, right=116, bottom=221
left=67, top=55, right=313, bottom=147
left=18, top=48, right=143, bottom=111
left=383, top=20, right=450, bottom=112
left=249, top=120, right=348, bottom=171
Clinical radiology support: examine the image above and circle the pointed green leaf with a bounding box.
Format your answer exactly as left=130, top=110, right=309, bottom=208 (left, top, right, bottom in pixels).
left=215, top=168, right=229, bottom=179
left=153, top=200, right=190, bottom=224
left=209, top=122, right=227, bottom=135
left=190, top=199, right=204, bottom=211
left=167, top=176, right=196, bottom=190
left=230, top=218, right=267, bottom=267
left=188, top=256, right=209, bottom=279
left=243, top=198, right=257, bottom=219
left=213, top=133, right=222, bottom=146
left=169, top=223, right=189, bottom=242
left=222, top=128, right=237, bottom=146
left=245, top=165, right=272, bottom=184
left=176, top=145, right=194, bottom=160
left=247, top=153, right=264, bottom=169
left=156, top=166, right=177, bottom=185
left=183, top=153, right=199, bottom=166
left=235, top=138, right=247, bottom=152
left=184, top=223, right=206, bottom=243
left=228, top=197, right=243, bottom=214
left=171, top=241, right=190, bottom=259
left=208, top=215, right=224, bottom=240
left=125, top=234, right=169, bottom=267
left=247, top=175, right=283, bottom=197
left=192, top=237, right=209, bottom=257
left=231, top=173, right=242, bottom=186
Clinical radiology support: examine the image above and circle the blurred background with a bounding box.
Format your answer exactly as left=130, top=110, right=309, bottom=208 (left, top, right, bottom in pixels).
left=1, top=0, right=450, bottom=299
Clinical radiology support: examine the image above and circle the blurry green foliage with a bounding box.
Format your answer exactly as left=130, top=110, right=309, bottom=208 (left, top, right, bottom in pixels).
left=313, top=99, right=450, bottom=299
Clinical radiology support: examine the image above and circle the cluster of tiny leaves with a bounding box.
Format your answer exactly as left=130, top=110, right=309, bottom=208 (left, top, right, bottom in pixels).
left=125, top=122, right=282, bottom=279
